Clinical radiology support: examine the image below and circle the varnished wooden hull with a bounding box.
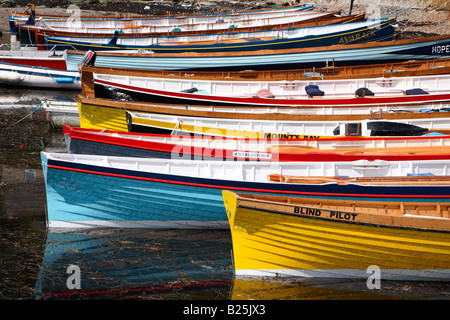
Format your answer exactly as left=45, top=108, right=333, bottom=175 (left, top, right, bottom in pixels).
left=84, top=63, right=450, bottom=108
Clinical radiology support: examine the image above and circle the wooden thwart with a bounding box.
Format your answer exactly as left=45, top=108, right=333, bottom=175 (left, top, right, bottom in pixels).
left=234, top=192, right=450, bottom=228
left=268, top=174, right=450, bottom=186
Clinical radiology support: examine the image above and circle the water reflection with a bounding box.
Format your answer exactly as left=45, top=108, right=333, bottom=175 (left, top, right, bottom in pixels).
left=35, top=229, right=233, bottom=299
left=1, top=214, right=449, bottom=300
left=33, top=228, right=450, bottom=300
left=231, top=277, right=450, bottom=300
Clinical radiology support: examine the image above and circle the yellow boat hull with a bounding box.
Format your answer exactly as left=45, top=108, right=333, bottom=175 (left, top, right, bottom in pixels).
left=78, top=101, right=129, bottom=132
left=223, top=191, right=450, bottom=280
left=78, top=100, right=340, bottom=139
left=78, top=100, right=334, bottom=138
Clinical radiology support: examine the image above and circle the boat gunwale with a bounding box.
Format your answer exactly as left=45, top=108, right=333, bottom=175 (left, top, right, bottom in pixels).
left=232, top=192, right=450, bottom=232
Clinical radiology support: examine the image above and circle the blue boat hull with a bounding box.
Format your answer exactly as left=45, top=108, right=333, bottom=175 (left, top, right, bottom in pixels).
left=42, top=153, right=450, bottom=229
left=45, top=19, right=396, bottom=52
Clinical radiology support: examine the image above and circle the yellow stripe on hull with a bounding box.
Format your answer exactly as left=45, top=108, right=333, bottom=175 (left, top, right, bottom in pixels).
left=223, top=191, right=450, bottom=280
left=132, top=114, right=338, bottom=140
left=78, top=102, right=129, bottom=132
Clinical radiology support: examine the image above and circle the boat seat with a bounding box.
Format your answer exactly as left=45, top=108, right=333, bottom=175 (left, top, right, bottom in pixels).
left=255, top=89, right=275, bottom=98
left=355, top=87, right=374, bottom=97
left=404, top=88, right=429, bottom=95
left=305, top=85, right=324, bottom=98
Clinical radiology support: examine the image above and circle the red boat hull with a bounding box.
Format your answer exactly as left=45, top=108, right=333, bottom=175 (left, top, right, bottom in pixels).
left=0, top=57, right=66, bottom=70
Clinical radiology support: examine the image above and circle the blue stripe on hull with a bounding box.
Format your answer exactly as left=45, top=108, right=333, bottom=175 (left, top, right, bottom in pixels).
left=42, top=154, right=450, bottom=228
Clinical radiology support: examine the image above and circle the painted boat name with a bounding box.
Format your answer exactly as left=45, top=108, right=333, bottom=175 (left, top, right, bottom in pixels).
left=264, top=133, right=321, bottom=139
left=432, top=45, right=450, bottom=54
left=294, top=206, right=357, bottom=221
left=338, top=28, right=376, bottom=45
left=232, top=151, right=272, bottom=159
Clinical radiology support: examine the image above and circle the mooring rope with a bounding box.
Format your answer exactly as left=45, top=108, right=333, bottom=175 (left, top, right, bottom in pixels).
left=7, top=102, right=44, bottom=128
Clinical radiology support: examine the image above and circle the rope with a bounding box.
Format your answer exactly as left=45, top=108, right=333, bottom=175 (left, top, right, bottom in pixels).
left=171, top=119, right=182, bottom=135
left=27, top=65, right=54, bottom=81
left=7, top=103, right=44, bottom=128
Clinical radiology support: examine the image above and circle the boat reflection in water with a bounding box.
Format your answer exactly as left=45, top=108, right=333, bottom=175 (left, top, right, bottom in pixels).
left=34, top=229, right=233, bottom=299
left=231, top=277, right=450, bottom=300
left=34, top=228, right=450, bottom=299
